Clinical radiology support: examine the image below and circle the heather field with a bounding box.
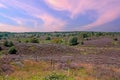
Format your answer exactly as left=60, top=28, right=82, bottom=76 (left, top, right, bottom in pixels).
left=0, top=32, right=120, bottom=80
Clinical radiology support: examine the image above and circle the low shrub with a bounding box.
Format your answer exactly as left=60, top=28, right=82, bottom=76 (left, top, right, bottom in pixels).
left=30, top=38, right=39, bottom=43
left=52, top=38, right=63, bottom=44
left=8, top=47, right=17, bottom=54
left=46, top=36, right=51, bottom=40
left=69, top=37, right=78, bottom=46
left=4, top=41, right=14, bottom=47
left=44, top=73, right=67, bottom=80
left=113, top=38, right=118, bottom=41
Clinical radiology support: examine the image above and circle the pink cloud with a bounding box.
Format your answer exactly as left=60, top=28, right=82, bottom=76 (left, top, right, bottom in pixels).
left=0, top=23, right=35, bottom=32
left=45, top=0, right=120, bottom=30
left=0, top=13, right=39, bottom=28
left=0, top=0, right=66, bottom=32
left=80, top=7, right=120, bottom=30
left=37, top=14, right=66, bottom=31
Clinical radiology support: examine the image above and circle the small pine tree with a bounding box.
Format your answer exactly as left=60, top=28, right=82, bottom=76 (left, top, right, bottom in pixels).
left=8, top=47, right=17, bottom=54
left=25, top=40, right=29, bottom=43
left=113, top=38, right=118, bottom=41
left=46, top=36, right=51, bottom=40
left=4, top=41, right=14, bottom=47
left=69, top=37, right=78, bottom=46
left=4, top=40, right=9, bottom=47
left=8, top=41, right=14, bottom=47
left=30, top=38, right=39, bottom=43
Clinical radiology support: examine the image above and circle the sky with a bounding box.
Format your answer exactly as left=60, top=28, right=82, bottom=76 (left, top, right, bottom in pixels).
left=0, top=0, right=120, bottom=32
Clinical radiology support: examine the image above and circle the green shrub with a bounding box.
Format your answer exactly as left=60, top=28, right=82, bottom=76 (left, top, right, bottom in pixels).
left=52, top=38, right=63, bottom=44
left=69, top=37, right=78, bottom=46
left=3, top=40, right=9, bottom=47
left=25, top=40, right=29, bottom=43
left=8, top=41, right=14, bottom=47
left=30, top=38, right=39, bottom=43
left=44, top=73, right=67, bottom=80
left=46, top=36, right=51, bottom=40
left=18, top=40, right=21, bottom=43
left=8, top=47, right=17, bottom=54
left=113, top=38, right=118, bottom=41
left=4, top=41, right=14, bottom=47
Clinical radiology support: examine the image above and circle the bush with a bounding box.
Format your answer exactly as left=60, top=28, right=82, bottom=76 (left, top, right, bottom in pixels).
left=30, top=38, right=39, bottom=43
left=52, top=38, right=63, bottom=44
left=113, top=38, right=118, bottom=41
left=3, top=40, right=9, bottom=47
left=8, top=47, right=17, bottom=54
left=46, top=36, right=51, bottom=40
left=25, top=40, right=29, bottom=43
left=69, top=37, right=78, bottom=46
left=44, top=73, right=67, bottom=80
left=18, top=40, right=21, bottom=43
left=8, top=41, right=14, bottom=47
left=4, top=41, right=14, bottom=47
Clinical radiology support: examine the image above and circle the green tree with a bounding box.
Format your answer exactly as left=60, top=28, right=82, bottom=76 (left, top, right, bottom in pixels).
left=113, top=38, right=118, bottom=41
left=30, top=38, right=39, bottom=43
left=3, top=40, right=9, bottom=47
left=69, top=37, right=78, bottom=46
left=4, top=41, right=14, bottom=47
left=46, top=36, right=51, bottom=40
left=8, top=41, right=14, bottom=47
left=8, top=46, right=17, bottom=54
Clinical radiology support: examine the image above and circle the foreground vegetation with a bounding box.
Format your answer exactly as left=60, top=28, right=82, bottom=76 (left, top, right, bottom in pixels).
left=0, top=31, right=120, bottom=80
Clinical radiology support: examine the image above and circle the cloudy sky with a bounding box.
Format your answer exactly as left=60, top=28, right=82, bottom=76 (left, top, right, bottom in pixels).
left=0, top=0, right=120, bottom=32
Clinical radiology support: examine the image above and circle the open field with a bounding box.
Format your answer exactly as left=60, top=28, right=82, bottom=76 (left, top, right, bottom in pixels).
left=0, top=32, right=120, bottom=80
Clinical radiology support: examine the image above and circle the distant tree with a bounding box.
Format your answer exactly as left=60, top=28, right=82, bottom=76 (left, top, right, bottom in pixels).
left=113, top=38, right=118, bottom=41
left=46, top=36, right=51, bottom=40
left=8, top=46, right=17, bottom=54
left=82, top=34, right=88, bottom=38
left=8, top=41, right=14, bottom=47
left=25, top=40, right=29, bottom=43
left=4, top=41, right=14, bottom=47
left=30, top=38, right=39, bottom=43
left=3, top=40, right=9, bottom=47
left=18, top=40, right=21, bottom=43
left=69, top=37, right=78, bottom=46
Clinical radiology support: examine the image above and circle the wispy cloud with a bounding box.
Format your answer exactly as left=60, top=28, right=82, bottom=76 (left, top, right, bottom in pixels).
left=0, top=13, right=39, bottom=28
left=37, top=13, right=66, bottom=31
left=0, top=23, right=35, bottom=32
left=0, top=3, right=6, bottom=8
left=0, top=0, right=66, bottom=32
left=0, top=0, right=119, bottom=32
left=45, top=0, right=120, bottom=30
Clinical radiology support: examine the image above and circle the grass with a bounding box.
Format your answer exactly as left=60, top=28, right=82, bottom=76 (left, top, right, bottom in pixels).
left=0, top=60, right=97, bottom=80
left=0, top=58, right=120, bottom=80
left=75, top=46, right=120, bottom=55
